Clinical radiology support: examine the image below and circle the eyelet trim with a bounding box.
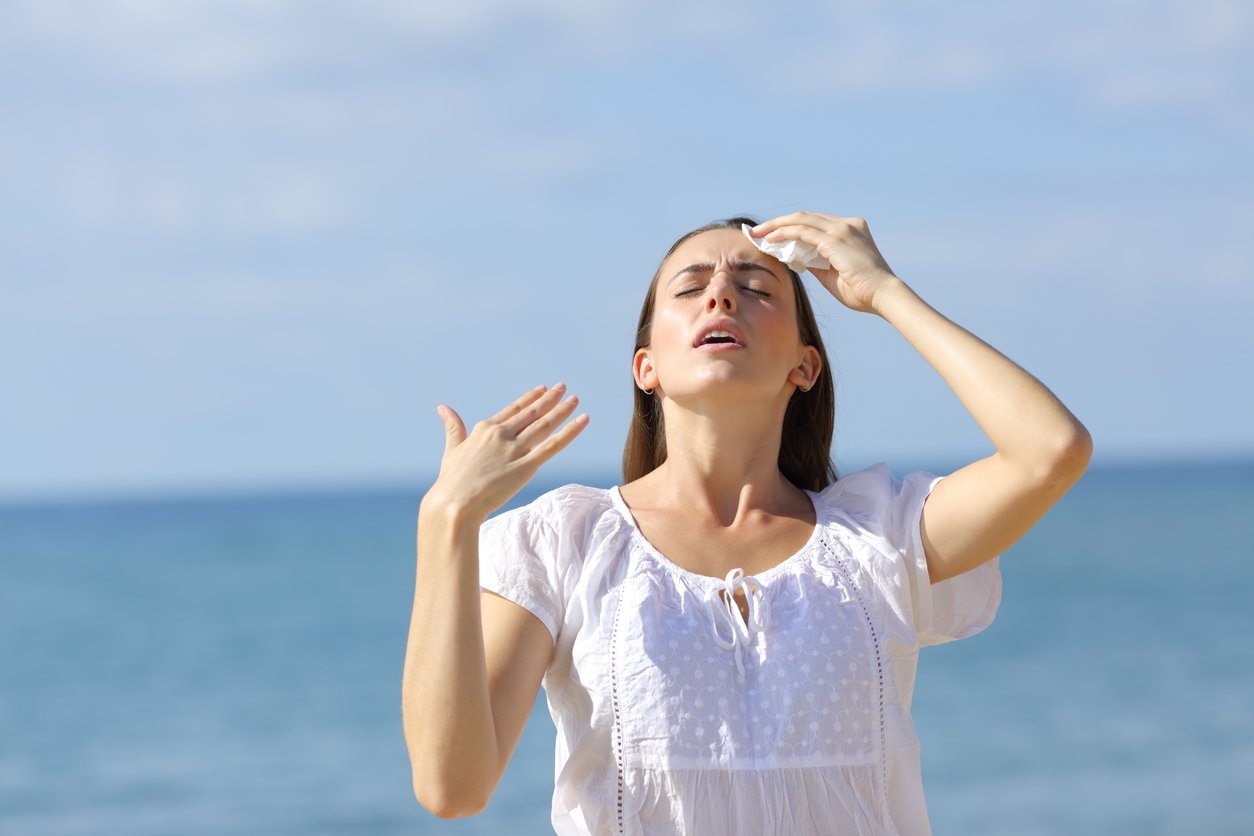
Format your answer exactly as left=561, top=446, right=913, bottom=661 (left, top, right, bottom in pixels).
left=609, top=580, right=627, bottom=833
left=822, top=534, right=890, bottom=826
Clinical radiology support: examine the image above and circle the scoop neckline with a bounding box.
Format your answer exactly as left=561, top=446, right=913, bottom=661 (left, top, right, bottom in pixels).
left=607, top=484, right=826, bottom=587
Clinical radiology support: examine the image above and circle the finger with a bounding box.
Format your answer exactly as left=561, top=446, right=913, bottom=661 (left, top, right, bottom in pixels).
left=522, top=410, right=589, bottom=465
left=498, top=382, right=568, bottom=436
left=760, top=223, right=829, bottom=246
left=487, top=384, right=548, bottom=424
left=516, top=393, right=581, bottom=448
left=436, top=404, right=467, bottom=450
left=750, top=211, right=832, bottom=236
left=763, top=222, right=863, bottom=252
left=753, top=212, right=857, bottom=237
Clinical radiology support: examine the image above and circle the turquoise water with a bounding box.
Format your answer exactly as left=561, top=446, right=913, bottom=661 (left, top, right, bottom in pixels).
left=2, top=461, right=1252, bottom=834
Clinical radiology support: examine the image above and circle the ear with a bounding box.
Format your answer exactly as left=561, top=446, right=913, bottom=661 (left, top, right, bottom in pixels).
left=633, top=348, right=657, bottom=392
left=787, top=345, right=823, bottom=390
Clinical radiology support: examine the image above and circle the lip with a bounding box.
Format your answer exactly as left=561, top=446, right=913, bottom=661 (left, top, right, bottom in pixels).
left=692, top=318, right=747, bottom=349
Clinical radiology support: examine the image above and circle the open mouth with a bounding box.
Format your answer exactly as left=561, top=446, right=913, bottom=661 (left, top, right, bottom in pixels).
left=693, top=326, right=746, bottom=349
left=695, top=333, right=745, bottom=351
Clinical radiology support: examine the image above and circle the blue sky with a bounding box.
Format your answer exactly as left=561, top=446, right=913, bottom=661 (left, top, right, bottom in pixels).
left=2, top=0, right=1252, bottom=501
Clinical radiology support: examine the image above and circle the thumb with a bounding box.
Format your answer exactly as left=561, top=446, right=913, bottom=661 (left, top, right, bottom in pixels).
left=436, top=404, right=467, bottom=449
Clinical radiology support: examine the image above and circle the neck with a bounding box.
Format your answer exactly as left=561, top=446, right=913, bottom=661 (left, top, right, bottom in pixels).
left=649, top=395, right=801, bottom=524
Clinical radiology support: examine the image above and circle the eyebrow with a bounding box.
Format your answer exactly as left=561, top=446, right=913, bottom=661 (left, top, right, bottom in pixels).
left=667, top=259, right=783, bottom=287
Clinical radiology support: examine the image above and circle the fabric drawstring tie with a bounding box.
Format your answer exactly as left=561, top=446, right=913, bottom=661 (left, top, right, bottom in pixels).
left=707, top=567, right=771, bottom=679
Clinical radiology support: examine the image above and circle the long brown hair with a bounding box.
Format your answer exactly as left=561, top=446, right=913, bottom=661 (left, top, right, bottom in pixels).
left=621, top=216, right=839, bottom=492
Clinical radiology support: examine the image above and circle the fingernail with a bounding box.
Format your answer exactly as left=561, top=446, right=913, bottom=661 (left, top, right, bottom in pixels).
left=554, top=381, right=566, bottom=389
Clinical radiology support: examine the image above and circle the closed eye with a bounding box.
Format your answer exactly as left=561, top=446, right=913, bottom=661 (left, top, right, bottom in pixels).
left=675, top=285, right=771, bottom=298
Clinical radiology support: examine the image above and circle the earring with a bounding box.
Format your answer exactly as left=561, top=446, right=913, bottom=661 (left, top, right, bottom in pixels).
left=643, top=387, right=655, bottom=395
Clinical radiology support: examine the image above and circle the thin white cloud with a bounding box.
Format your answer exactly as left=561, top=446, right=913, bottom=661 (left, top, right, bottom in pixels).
left=7, top=0, right=1246, bottom=111
left=751, top=1, right=1253, bottom=126
left=3, top=0, right=1247, bottom=240
left=42, top=161, right=355, bottom=237
left=3, top=0, right=656, bottom=83
left=896, top=203, right=1254, bottom=299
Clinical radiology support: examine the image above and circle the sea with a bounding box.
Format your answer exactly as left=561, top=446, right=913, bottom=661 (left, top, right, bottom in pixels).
left=2, top=459, right=1252, bottom=835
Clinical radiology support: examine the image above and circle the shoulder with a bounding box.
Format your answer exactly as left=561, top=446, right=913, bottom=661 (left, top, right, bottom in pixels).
left=816, top=461, right=942, bottom=530
left=813, top=461, right=893, bottom=514
left=523, top=481, right=615, bottom=521
left=484, top=482, right=619, bottom=540
left=480, top=482, right=631, bottom=581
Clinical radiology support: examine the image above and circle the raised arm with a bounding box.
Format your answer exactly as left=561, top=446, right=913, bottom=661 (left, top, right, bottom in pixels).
left=748, top=213, right=1092, bottom=582
left=869, top=278, right=1090, bottom=581
left=403, top=383, right=588, bottom=817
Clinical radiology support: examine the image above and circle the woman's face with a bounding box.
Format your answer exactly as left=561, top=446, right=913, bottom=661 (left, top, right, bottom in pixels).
left=636, top=228, right=821, bottom=404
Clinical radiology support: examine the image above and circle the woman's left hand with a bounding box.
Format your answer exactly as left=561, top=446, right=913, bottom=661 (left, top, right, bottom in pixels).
left=749, top=212, right=904, bottom=315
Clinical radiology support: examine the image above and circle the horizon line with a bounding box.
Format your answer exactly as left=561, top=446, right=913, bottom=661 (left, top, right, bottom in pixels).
left=2, top=449, right=1252, bottom=510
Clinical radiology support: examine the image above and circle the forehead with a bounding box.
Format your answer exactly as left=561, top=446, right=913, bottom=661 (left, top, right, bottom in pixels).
left=663, top=228, right=785, bottom=276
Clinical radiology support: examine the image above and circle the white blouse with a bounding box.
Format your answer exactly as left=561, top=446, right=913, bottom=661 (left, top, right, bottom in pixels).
left=478, top=462, right=1002, bottom=835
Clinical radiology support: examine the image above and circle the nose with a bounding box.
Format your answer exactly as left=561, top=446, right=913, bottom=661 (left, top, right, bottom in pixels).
left=704, top=268, right=737, bottom=313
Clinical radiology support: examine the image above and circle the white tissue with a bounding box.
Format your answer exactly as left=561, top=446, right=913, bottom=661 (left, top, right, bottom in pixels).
left=741, top=223, right=831, bottom=274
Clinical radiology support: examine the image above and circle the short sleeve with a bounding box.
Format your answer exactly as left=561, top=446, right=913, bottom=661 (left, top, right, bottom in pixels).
left=836, top=462, right=1002, bottom=648
left=478, top=503, right=563, bottom=645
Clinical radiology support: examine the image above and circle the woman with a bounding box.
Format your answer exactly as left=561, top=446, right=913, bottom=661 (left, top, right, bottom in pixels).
left=403, top=212, right=1092, bottom=834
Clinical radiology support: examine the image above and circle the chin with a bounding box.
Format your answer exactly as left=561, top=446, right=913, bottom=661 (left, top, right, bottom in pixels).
left=670, top=376, right=769, bottom=400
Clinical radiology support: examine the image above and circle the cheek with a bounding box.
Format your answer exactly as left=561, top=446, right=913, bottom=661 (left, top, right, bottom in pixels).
left=651, top=306, right=692, bottom=351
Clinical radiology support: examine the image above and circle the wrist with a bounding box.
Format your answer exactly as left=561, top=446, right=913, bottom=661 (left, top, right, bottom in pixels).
left=419, top=486, right=488, bottom=529
left=869, top=276, right=915, bottom=320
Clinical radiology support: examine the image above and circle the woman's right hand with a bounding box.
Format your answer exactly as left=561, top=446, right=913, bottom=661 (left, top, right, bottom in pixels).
left=424, top=383, right=589, bottom=523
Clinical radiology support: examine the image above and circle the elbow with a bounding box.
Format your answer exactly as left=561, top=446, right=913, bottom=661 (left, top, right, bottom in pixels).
left=1037, top=427, right=1093, bottom=488
left=404, top=730, right=498, bottom=819
left=1008, top=427, right=1093, bottom=490
left=1058, top=425, right=1094, bottom=473
left=413, top=780, right=489, bottom=820
left=404, top=726, right=497, bottom=818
